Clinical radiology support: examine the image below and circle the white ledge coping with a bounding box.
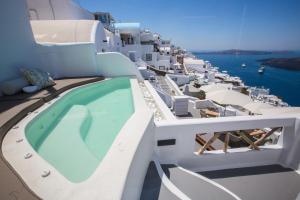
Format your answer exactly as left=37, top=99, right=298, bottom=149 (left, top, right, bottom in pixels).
left=165, top=75, right=184, bottom=96
left=156, top=114, right=296, bottom=130
left=144, top=80, right=176, bottom=121
left=194, top=144, right=282, bottom=156
left=2, top=78, right=153, bottom=200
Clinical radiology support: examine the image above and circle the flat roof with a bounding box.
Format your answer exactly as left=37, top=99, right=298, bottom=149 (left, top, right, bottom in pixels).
left=184, top=58, right=205, bottom=65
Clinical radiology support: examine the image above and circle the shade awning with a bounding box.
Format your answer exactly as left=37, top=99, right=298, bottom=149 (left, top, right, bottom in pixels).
left=201, top=84, right=232, bottom=93
left=206, top=90, right=252, bottom=107
left=243, top=102, right=274, bottom=114
left=184, top=58, right=205, bottom=65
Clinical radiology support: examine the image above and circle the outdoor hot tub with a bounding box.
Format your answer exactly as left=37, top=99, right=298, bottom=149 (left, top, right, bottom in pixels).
left=2, top=77, right=154, bottom=199
left=25, top=77, right=134, bottom=182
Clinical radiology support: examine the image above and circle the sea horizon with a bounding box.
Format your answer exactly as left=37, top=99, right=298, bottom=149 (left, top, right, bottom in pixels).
left=193, top=51, right=300, bottom=106
left=189, top=49, right=300, bottom=53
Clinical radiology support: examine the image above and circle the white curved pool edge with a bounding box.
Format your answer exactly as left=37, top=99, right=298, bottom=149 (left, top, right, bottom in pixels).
left=2, top=78, right=154, bottom=200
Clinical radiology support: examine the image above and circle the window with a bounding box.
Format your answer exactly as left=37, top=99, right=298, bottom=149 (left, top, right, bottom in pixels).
left=159, top=66, right=166, bottom=70
left=146, top=54, right=152, bottom=61
left=99, top=15, right=108, bottom=24
left=120, top=34, right=134, bottom=45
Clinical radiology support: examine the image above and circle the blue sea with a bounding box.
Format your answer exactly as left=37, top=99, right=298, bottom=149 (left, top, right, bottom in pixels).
left=193, top=52, right=300, bottom=106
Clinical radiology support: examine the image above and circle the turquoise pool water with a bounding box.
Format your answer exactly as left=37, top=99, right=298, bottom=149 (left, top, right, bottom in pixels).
left=25, top=78, right=134, bottom=182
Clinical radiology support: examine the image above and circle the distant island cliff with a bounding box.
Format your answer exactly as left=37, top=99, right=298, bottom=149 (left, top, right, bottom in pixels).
left=198, top=49, right=292, bottom=55
left=258, top=57, right=300, bottom=71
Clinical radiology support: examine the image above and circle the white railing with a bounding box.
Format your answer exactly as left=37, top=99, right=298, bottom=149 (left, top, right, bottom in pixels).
left=155, top=115, right=300, bottom=171
left=165, top=75, right=183, bottom=95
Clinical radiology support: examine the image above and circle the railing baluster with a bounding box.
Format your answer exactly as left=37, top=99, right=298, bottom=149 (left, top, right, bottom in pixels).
left=238, top=131, right=260, bottom=150
left=223, top=133, right=230, bottom=153
left=197, top=133, right=220, bottom=155
left=254, top=127, right=281, bottom=146
left=195, top=127, right=283, bottom=156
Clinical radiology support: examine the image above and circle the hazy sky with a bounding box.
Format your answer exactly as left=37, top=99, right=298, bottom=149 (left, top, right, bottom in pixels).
left=77, top=0, right=300, bottom=51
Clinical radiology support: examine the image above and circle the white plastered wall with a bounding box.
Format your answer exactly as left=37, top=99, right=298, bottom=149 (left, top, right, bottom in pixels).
left=105, top=29, right=122, bottom=52
left=36, top=43, right=100, bottom=78
left=0, top=1, right=142, bottom=82
left=30, top=20, right=141, bottom=78
left=0, top=0, right=40, bottom=83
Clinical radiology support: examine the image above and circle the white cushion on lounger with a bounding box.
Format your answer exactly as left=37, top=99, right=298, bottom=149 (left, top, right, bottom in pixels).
left=0, top=77, right=29, bottom=95
left=22, top=85, right=39, bottom=93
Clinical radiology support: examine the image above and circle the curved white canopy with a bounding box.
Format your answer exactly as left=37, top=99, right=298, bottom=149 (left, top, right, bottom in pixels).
left=206, top=90, right=252, bottom=107
left=30, top=20, right=102, bottom=43
left=244, top=102, right=274, bottom=114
